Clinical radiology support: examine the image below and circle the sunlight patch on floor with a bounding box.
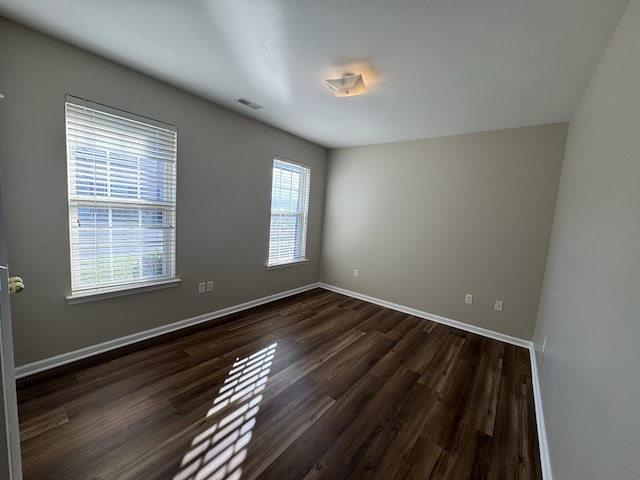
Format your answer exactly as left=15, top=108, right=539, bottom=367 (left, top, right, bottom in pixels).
left=173, top=343, right=277, bottom=480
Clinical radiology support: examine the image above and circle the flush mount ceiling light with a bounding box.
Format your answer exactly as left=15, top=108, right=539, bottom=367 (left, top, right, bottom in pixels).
left=324, top=72, right=368, bottom=97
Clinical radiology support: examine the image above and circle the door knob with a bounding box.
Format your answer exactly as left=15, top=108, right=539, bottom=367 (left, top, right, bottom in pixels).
left=8, top=276, right=23, bottom=294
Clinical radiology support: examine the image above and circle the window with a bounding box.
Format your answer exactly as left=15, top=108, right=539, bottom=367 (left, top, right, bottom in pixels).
left=268, top=158, right=311, bottom=267
left=65, top=97, right=177, bottom=298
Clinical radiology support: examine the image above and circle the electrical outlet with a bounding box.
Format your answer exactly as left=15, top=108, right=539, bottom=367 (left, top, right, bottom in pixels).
left=542, top=337, right=547, bottom=353
left=494, top=300, right=504, bottom=312
left=465, top=294, right=473, bottom=305
left=206, top=281, right=214, bottom=292
left=198, top=282, right=205, bottom=294
left=353, top=269, right=359, bottom=278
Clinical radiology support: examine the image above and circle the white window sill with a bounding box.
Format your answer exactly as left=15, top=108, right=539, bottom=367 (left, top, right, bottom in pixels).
left=266, top=259, right=309, bottom=270
left=66, top=278, right=182, bottom=305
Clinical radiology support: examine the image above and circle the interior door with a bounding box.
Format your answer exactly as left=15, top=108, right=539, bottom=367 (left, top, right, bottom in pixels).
left=0, top=171, right=23, bottom=479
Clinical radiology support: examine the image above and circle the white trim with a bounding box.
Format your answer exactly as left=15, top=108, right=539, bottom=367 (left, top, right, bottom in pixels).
left=318, top=282, right=553, bottom=480
left=318, top=283, right=530, bottom=348
left=15, top=283, right=319, bottom=379
left=15, top=280, right=553, bottom=480
left=66, top=278, right=182, bottom=304
left=0, top=266, right=23, bottom=479
left=266, top=259, right=309, bottom=270
left=529, top=345, right=553, bottom=480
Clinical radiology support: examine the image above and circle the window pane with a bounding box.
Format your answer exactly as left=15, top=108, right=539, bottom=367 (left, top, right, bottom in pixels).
left=268, top=159, right=310, bottom=266
left=66, top=99, right=177, bottom=294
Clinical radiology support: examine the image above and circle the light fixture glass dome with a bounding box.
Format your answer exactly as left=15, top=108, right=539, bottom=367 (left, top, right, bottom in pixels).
left=324, top=72, right=368, bottom=97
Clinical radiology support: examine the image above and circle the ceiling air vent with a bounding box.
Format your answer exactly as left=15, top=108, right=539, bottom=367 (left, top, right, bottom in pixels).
left=235, top=97, right=264, bottom=110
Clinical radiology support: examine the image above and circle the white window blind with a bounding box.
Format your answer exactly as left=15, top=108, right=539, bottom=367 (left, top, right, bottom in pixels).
left=268, top=158, right=311, bottom=267
left=65, top=98, right=177, bottom=296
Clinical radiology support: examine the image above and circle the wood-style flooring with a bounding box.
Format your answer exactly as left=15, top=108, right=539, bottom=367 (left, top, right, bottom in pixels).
left=17, top=288, right=542, bottom=479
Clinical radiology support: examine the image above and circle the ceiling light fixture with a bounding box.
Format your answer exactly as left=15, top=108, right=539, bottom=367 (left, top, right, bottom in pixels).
left=324, top=72, right=368, bottom=97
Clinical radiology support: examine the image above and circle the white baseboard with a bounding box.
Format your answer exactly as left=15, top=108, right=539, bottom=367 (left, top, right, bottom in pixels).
left=529, top=346, right=553, bottom=480
left=15, top=281, right=552, bottom=480
left=318, top=282, right=553, bottom=480
left=14, top=283, right=320, bottom=379
left=318, top=283, right=530, bottom=348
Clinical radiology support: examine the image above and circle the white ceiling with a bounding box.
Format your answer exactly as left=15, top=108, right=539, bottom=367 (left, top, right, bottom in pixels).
left=0, top=0, right=630, bottom=148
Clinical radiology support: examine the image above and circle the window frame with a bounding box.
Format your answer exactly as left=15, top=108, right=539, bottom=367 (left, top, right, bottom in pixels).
left=267, top=157, right=311, bottom=268
left=65, top=96, right=179, bottom=302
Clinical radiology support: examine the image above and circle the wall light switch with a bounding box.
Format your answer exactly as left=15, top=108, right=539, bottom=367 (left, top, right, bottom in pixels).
left=198, top=282, right=206, bottom=294
left=494, top=300, right=504, bottom=312
left=206, top=281, right=214, bottom=292
left=465, top=294, right=473, bottom=305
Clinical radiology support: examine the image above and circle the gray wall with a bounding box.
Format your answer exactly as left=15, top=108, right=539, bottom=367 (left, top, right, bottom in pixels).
left=533, top=1, right=640, bottom=478
left=321, top=124, right=567, bottom=340
left=0, top=18, right=327, bottom=366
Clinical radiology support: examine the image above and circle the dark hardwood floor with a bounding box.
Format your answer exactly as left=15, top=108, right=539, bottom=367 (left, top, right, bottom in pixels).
left=17, top=289, right=542, bottom=480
